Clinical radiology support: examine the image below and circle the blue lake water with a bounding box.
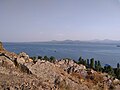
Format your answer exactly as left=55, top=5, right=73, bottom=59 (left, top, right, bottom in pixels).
left=3, top=42, right=120, bottom=67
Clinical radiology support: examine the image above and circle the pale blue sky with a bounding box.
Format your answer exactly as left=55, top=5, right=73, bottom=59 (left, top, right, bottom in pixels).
left=0, top=0, right=120, bottom=42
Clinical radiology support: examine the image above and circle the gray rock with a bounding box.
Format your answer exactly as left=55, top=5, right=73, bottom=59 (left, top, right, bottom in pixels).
left=56, top=59, right=86, bottom=74
left=18, top=52, right=29, bottom=60
left=0, top=56, right=15, bottom=68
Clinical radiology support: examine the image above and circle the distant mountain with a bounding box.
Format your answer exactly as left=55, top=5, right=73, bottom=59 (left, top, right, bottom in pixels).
left=49, top=40, right=86, bottom=44
left=10, top=39, right=120, bottom=44
left=48, top=39, right=120, bottom=44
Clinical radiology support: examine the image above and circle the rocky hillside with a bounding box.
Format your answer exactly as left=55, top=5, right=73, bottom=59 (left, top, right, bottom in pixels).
left=0, top=42, right=120, bottom=90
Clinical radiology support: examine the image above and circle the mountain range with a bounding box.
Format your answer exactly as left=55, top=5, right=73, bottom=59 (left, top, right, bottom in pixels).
left=47, top=39, right=120, bottom=44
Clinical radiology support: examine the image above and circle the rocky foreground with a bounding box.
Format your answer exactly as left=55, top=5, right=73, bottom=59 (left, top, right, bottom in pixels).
left=0, top=42, right=120, bottom=90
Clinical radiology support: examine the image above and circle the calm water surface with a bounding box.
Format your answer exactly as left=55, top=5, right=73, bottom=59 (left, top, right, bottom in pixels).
left=3, top=42, right=120, bottom=67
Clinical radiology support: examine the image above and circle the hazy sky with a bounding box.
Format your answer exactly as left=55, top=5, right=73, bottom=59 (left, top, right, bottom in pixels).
left=0, top=0, right=120, bottom=42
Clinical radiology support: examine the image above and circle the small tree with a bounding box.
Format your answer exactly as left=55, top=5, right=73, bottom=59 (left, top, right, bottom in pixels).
left=30, top=56, right=36, bottom=60
left=90, top=58, right=94, bottom=69
left=83, top=60, right=87, bottom=67
left=44, top=56, right=49, bottom=61
left=98, top=60, right=102, bottom=72
left=115, top=63, right=120, bottom=79
left=116, top=69, right=120, bottom=79
left=78, top=57, right=87, bottom=66
left=104, top=65, right=114, bottom=76
left=117, top=63, right=120, bottom=69
left=95, top=61, right=98, bottom=71
left=87, top=59, right=90, bottom=68
left=38, top=56, right=42, bottom=59
left=78, top=56, right=83, bottom=64
left=50, top=56, right=56, bottom=63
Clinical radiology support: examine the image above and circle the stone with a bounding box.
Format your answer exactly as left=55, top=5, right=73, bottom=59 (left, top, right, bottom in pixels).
left=16, top=57, right=26, bottom=65
left=18, top=52, right=29, bottom=60
left=17, top=52, right=33, bottom=64
left=0, top=56, right=15, bottom=68
left=113, top=79, right=120, bottom=84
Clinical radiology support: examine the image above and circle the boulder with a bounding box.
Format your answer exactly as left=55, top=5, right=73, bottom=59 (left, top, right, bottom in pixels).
left=0, top=56, right=15, bottom=68
left=113, top=78, right=120, bottom=85
left=18, top=52, right=29, bottom=60
left=57, top=59, right=86, bottom=74
left=16, top=57, right=26, bottom=65
left=25, top=60, right=60, bottom=82
left=17, top=52, right=33, bottom=63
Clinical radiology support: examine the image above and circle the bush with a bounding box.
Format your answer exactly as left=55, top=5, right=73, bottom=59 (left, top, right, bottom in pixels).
left=43, top=56, right=49, bottom=61
left=50, top=56, right=56, bottom=63
left=38, top=56, right=42, bottom=59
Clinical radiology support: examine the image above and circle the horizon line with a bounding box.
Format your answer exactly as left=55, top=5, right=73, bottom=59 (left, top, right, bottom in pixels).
left=2, top=39, right=120, bottom=43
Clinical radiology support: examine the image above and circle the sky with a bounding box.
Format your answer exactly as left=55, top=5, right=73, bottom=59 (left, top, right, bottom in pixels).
left=0, top=0, right=120, bottom=42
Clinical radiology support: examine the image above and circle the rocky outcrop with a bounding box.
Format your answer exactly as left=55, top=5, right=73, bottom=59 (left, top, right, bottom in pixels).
left=0, top=41, right=4, bottom=51
left=25, top=60, right=89, bottom=90
left=0, top=52, right=89, bottom=90
left=56, top=59, right=86, bottom=74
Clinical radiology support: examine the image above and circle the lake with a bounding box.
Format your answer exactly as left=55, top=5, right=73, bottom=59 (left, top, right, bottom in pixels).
left=3, top=42, right=120, bottom=67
